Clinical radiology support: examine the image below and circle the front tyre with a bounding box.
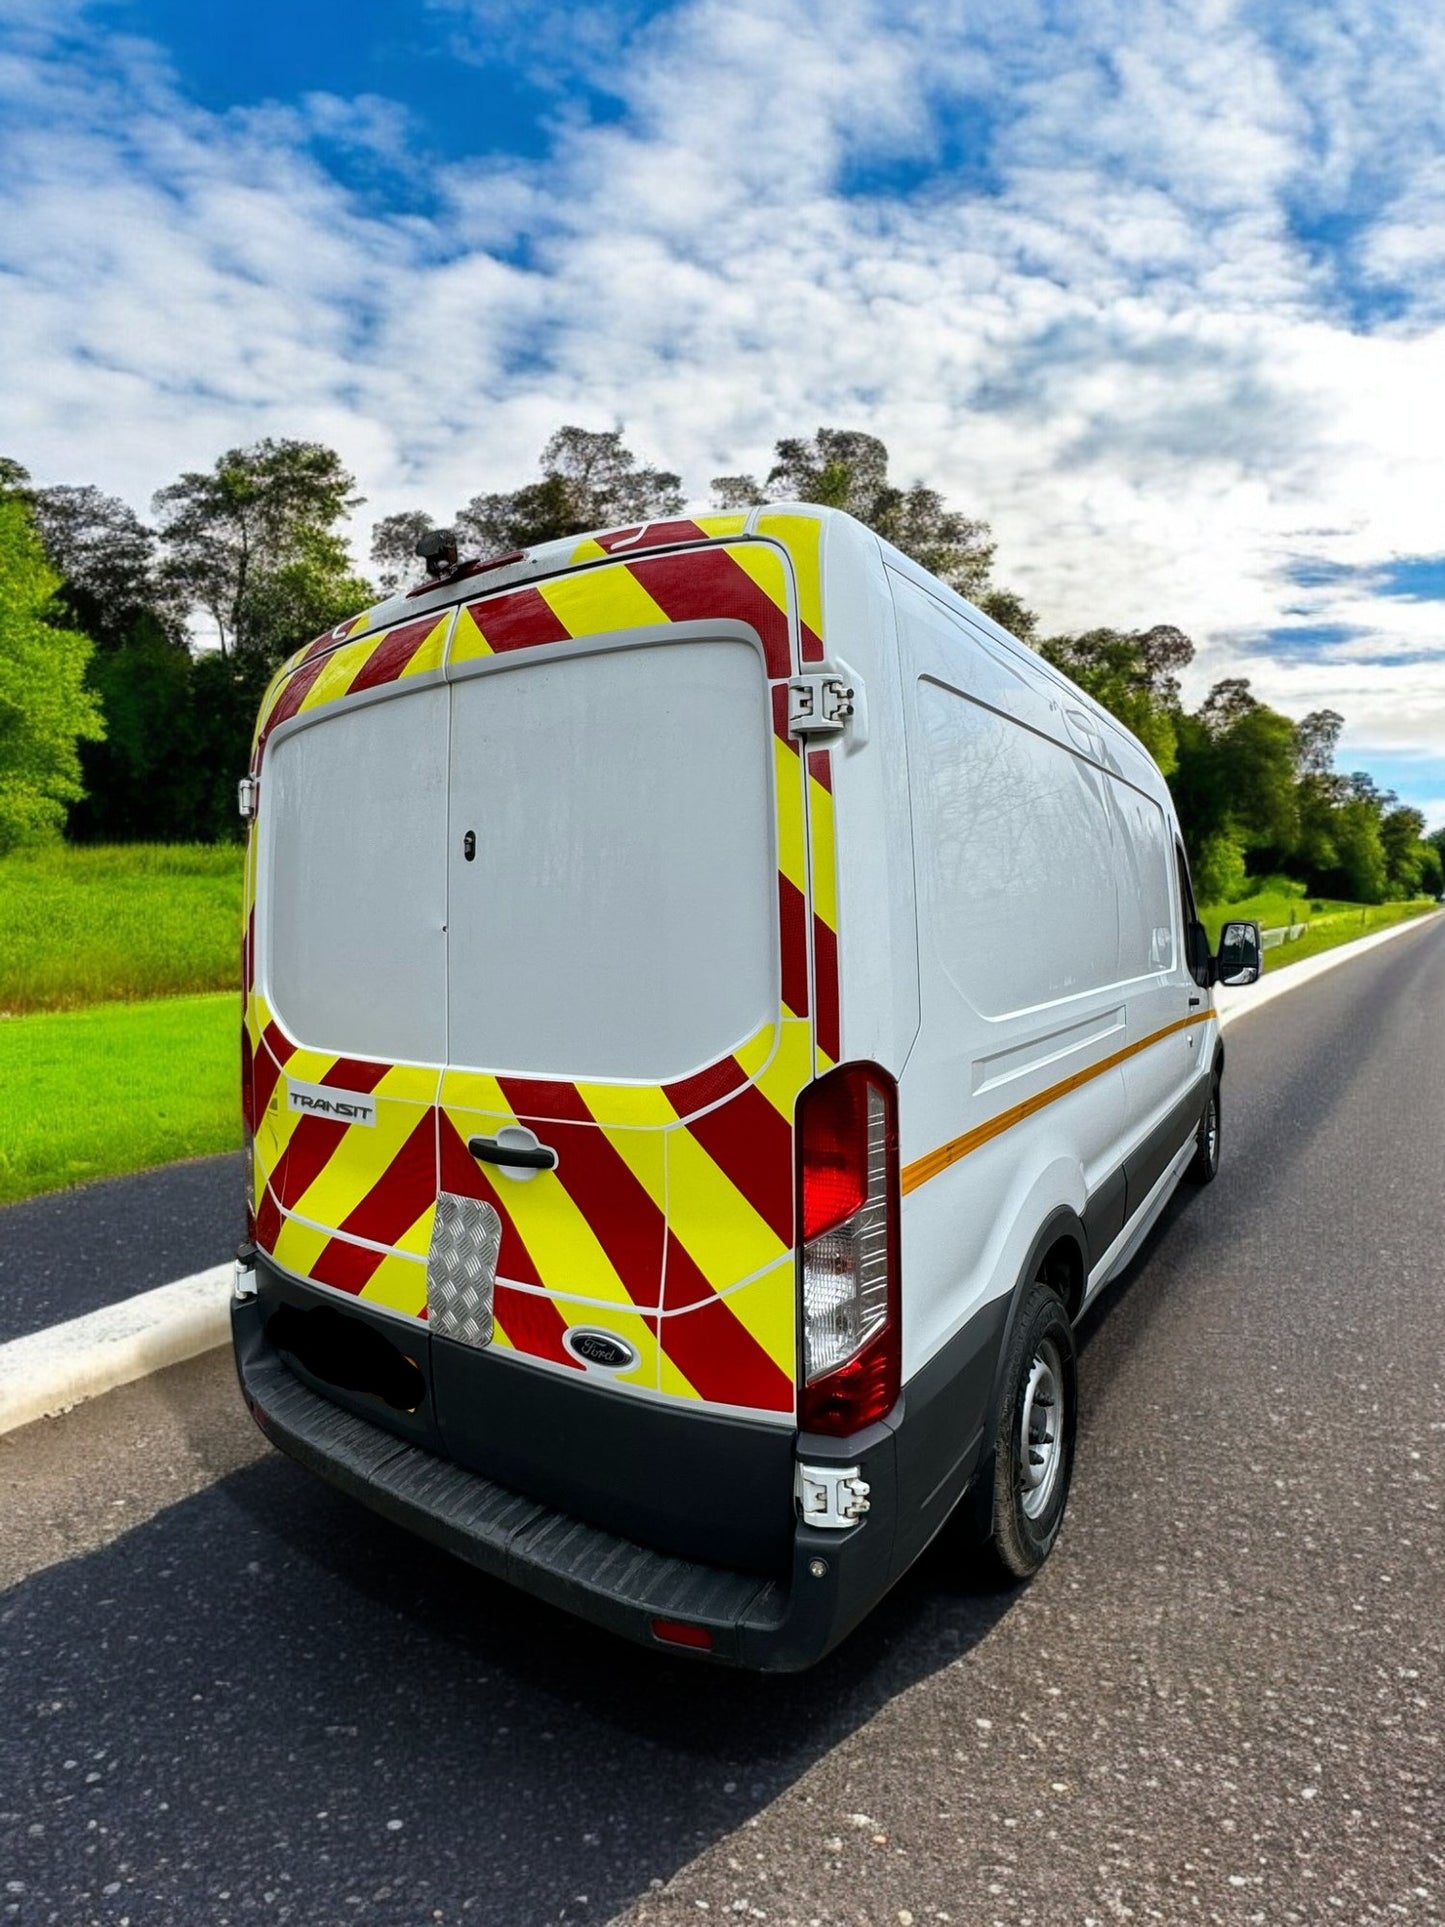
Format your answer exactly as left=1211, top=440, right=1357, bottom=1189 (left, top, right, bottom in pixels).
left=981, top=1278, right=1077, bottom=1582
left=1187, top=1074, right=1222, bottom=1185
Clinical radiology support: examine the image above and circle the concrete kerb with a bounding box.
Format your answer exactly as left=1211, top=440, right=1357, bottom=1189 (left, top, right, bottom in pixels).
left=0, top=1266, right=232, bottom=1437
left=2, top=909, right=1438, bottom=1437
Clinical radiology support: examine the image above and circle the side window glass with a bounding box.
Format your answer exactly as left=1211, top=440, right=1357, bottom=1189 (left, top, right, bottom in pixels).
left=1175, top=840, right=1208, bottom=987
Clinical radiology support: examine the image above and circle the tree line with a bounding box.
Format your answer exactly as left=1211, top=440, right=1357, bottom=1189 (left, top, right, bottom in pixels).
left=1, top=429, right=1440, bottom=902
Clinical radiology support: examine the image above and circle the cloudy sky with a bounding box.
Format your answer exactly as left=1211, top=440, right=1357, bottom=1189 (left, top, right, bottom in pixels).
left=3, top=0, right=1444, bottom=819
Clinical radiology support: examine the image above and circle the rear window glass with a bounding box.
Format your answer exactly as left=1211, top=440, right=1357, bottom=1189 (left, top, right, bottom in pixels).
left=446, top=638, right=776, bottom=1081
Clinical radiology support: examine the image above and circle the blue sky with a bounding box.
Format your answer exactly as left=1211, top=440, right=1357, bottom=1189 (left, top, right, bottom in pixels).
left=4, top=0, right=1445, bottom=821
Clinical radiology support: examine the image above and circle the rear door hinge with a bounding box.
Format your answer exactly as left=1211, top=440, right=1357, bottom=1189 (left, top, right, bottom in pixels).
left=788, top=675, right=855, bottom=739
left=237, top=776, right=259, bottom=821
left=796, top=1461, right=871, bottom=1529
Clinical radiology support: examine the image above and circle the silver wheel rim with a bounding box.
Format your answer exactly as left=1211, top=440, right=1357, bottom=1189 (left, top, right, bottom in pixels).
left=1206, top=1092, right=1219, bottom=1165
left=1018, top=1337, right=1065, bottom=1521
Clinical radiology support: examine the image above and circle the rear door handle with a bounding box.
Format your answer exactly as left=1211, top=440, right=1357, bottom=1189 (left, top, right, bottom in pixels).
left=468, top=1135, right=558, bottom=1171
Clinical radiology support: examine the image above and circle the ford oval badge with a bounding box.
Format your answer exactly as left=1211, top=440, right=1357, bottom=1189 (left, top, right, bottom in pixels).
left=564, top=1327, right=639, bottom=1372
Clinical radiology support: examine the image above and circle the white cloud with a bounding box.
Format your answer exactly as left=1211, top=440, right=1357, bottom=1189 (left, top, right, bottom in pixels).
left=3, top=0, right=1445, bottom=776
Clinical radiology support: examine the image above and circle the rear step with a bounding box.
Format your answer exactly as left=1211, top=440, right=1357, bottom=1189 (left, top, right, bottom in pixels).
left=233, top=1303, right=787, bottom=1660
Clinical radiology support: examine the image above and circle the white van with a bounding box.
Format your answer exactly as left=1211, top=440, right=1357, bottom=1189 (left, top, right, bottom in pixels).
left=232, top=504, right=1260, bottom=1669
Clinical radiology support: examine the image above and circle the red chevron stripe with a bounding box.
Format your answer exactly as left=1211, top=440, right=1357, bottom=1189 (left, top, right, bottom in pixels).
left=657, top=1294, right=793, bottom=1413
left=494, top=1284, right=582, bottom=1370
left=259, top=653, right=329, bottom=749
left=678, top=1081, right=795, bottom=1251
left=591, top=520, right=711, bottom=555
left=813, top=916, right=840, bottom=1062
left=628, top=549, right=791, bottom=677
left=337, top=1110, right=437, bottom=1249
left=664, top=1055, right=748, bottom=1120
left=251, top=1025, right=292, bottom=1124
left=346, top=615, right=438, bottom=695
left=807, top=747, right=832, bottom=792
left=309, top=1236, right=384, bottom=1296
left=771, top=682, right=792, bottom=747
left=800, top=621, right=825, bottom=663
left=779, top=873, right=810, bottom=1018
left=275, top=1059, right=389, bottom=1212
left=464, top=584, right=571, bottom=653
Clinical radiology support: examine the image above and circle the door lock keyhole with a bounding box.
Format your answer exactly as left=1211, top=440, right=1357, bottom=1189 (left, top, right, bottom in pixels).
left=462, top=830, right=476, bottom=862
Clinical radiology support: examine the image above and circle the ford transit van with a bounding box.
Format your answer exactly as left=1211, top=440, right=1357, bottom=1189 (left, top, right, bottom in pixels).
left=231, top=504, right=1260, bottom=1669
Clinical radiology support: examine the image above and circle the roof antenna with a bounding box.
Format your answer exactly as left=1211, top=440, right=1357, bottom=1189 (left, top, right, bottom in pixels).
left=415, top=528, right=459, bottom=580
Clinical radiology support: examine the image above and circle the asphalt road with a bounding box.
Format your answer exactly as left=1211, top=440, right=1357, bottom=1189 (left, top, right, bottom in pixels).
left=0, top=1153, right=244, bottom=1344
left=1, top=918, right=1442, bottom=1927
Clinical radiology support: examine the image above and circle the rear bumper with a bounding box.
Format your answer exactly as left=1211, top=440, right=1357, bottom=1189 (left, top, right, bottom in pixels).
left=233, top=1294, right=897, bottom=1670
left=232, top=1249, right=1007, bottom=1670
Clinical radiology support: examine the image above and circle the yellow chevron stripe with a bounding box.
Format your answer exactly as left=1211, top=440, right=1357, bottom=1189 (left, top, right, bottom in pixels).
left=541, top=562, right=669, bottom=637
left=449, top=603, right=494, bottom=665
left=297, top=640, right=368, bottom=714
left=755, top=1018, right=812, bottom=1125
left=289, top=1104, right=437, bottom=1257
left=271, top=1211, right=330, bottom=1279
left=808, top=767, right=838, bottom=932
left=719, top=540, right=792, bottom=624
left=399, top=616, right=450, bottom=678
left=662, top=1127, right=788, bottom=1300
left=755, top=513, right=823, bottom=639
left=358, top=1249, right=429, bottom=1318
left=902, top=1010, right=1216, bottom=1194
left=696, top=513, right=748, bottom=538
left=775, top=735, right=808, bottom=894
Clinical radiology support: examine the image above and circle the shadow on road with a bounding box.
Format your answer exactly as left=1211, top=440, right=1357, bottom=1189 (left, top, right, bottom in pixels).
left=1, top=1420, right=1017, bottom=1927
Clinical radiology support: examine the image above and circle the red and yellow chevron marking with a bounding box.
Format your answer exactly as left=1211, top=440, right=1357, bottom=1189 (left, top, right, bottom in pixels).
left=251, top=610, right=451, bottom=767
left=242, top=515, right=842, bottom=1418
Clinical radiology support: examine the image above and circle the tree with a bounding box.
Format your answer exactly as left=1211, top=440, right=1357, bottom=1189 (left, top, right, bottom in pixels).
left=0, top=491, right=105, bottom=851
left=371, top=509, right=438, bottom=596
left=713, top=427, right=1005, bottom=605
left=27, top=484, right=182, bottom=650
left=1294, top=708, right=1344, bottom=778
left=1038, top=624, right=1193, bottom=773
left=153, top=438, right=368, bottom=658
left=456, top=426, right=684, bottom=553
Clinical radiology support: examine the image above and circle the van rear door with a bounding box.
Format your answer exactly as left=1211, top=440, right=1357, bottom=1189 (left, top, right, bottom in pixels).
left=434, top=551, right=816, bottom=1421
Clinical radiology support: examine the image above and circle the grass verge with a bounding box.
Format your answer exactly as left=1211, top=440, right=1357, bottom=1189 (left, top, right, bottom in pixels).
left=0, top=843, right=244, bottom=1016
left=1198, top=888, right=1437, bottom=974
left=0, top=993, right=239, bottom=1207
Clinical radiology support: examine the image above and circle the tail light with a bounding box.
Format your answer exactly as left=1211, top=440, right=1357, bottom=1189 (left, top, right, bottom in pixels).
left=240, top=1020, right=256, bottom=1243
left=796, top=1062, right=900, bottom=1436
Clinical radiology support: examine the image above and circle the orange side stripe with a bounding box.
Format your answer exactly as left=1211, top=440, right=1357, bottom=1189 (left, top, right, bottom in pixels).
left=901, top=1009, right=1215, bottom=1196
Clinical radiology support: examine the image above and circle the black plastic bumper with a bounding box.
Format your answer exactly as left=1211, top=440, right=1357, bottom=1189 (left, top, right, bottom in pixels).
left=233, top=1294, right=909, bottom=1670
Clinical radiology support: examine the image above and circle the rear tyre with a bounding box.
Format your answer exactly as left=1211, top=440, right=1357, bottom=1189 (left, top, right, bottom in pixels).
left=977, top=1277, right=1078, bottom=1584
left=1186, top=1074, right=1222, bottom=1185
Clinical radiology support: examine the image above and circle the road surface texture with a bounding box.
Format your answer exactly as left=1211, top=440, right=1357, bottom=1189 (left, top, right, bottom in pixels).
left=1, top=918, right=1441, bottom=1927
left=0, top=1153, right=244, bottom=1344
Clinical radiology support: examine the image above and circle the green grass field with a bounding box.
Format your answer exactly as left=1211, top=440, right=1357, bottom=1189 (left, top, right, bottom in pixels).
left=0, top=842, right=1437, bottom=1208
left=0, top=992, right=239, bottom=1207
left=1197, top=882, right=1438, bottom=973
left=0, top=842, right=244, bottom=1016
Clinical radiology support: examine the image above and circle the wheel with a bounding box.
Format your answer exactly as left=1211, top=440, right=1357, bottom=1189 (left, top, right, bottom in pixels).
left=977, top=1277, right=1078, bottom=1583
left=1186, top=1073, right=1221, bottom=1185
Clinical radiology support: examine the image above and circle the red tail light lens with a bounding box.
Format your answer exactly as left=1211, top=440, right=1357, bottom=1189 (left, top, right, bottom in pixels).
left=800, top=1070, right=869, bottom=1240
left=650, top=1618, right=715, bottom=1651
left=796, top=1063, right=900, bottom=1437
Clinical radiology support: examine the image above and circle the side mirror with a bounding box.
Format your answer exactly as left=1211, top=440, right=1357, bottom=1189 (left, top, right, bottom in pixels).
left=1215, top=919, right=1262, bottom=987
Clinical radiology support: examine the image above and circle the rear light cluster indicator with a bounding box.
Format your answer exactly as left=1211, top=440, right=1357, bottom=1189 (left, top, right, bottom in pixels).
left=796, top=1063, right=900, bottom=1436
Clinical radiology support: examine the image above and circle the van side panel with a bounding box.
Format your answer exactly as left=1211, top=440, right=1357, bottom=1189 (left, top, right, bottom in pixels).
left=890, top=572, right=1134, bottom=1383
